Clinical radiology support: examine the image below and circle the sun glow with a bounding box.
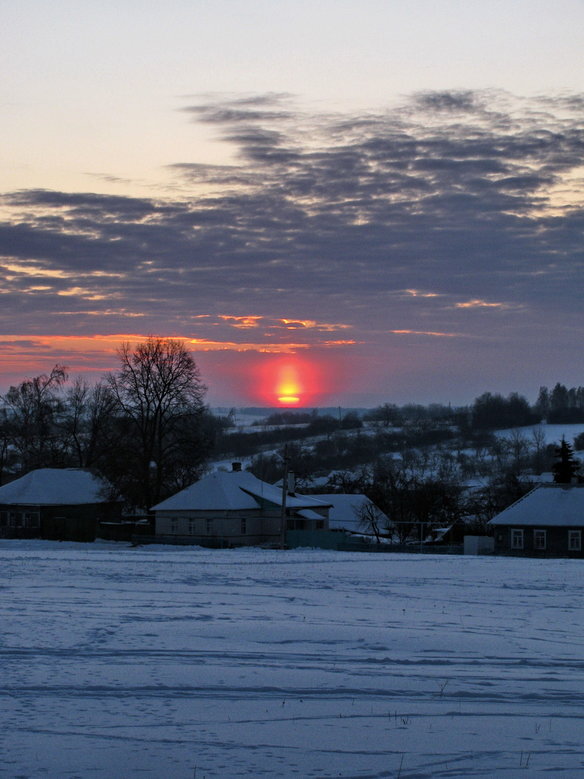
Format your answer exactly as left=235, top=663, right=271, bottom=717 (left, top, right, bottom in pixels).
left=275, top=363, right=303, bottom=405
left=250, top=356, right=336, bottom=407
left=278, top=395, right=300, bottom=404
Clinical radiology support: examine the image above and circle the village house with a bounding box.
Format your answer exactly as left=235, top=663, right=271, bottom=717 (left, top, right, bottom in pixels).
left=151, top=463, right=332, bottom=547
left=0, top=468, right=121, bottom=542
left=488, top=483, right=584, bottom=557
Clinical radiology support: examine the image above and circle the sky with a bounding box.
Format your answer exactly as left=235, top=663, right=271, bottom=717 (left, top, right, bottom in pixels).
left=1, top=0, right=583, bottom=408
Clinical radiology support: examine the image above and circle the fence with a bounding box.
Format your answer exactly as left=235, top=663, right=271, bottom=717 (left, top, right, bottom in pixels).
left=286, top=529, right=463, bottom=554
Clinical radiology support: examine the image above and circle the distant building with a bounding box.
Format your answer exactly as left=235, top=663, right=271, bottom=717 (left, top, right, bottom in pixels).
left=311, top=493, right=389, bottom=535
left=0, top=468, right=121, bottom=542
left=151, top=463, right=332, bottom=547
left=488, top=484, right=584, bottom=557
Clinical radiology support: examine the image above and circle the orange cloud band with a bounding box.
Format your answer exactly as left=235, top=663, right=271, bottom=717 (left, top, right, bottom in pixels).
left=0, top=333, right=357, bottom=377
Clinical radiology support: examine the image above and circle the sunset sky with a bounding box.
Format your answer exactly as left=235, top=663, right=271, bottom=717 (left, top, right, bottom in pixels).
left=1, top=1, right=583, bottom=407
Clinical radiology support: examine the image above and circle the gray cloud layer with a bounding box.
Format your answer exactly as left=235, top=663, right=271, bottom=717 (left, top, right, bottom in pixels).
left=1, top=90, right=582, bottom=398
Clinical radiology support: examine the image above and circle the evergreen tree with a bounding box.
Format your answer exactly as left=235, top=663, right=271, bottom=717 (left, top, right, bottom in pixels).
left=535, top=386, right=550, bottom=418
left=552, top=438, right=580, bottom=484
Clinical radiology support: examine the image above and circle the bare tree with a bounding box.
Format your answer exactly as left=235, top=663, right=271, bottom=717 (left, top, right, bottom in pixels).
left=530, top=425, right=548, bottom=474
left=3, top=365, right=68, bottom=473
left=107, top=337, right=208, bottom=509
left=356, top=500, right=390, bottom=544
left=62, top=379, right=117, bottom=468
left=0, top=405, right=12, bottom=484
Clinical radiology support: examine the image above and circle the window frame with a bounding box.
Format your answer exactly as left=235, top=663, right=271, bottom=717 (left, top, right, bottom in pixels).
left=533, top=529, right=547, bottom=551
left=8, top=511, right=21, bottom=528
left=511, top=528, right=524, bottom=550
left=568, top=529, right=581, bottom=551
left=24, top=512, right=40, bottom=528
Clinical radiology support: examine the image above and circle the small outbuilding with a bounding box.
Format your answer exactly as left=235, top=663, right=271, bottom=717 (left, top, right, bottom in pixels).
left=488, top=484, right=584, bottom=557
left=151, top=463, right=332, bottom=547
left=0, top=468, right=121, bottom=542
left=311, top=493, right=389, bottom=535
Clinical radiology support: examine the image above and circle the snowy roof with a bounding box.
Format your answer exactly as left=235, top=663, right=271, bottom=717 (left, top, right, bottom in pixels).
left=488, top=484, right=584, bottom=528
left=0, top=468, right=111, bottom=506
left=151, top=469, right=332, bottom=513
left=311, top=493, right=388, bottom=531
left=522, top=472, right=555, bottom=484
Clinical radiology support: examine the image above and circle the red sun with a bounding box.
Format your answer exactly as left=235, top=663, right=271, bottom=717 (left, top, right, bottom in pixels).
left=256, top=357, right=323, bottom=407
left=275, top=364, right=301, bottom=404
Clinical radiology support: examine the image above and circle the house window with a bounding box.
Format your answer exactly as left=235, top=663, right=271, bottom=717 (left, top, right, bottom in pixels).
left=241, top=518, right=247, bottom=535
left=568, top=530, right=581, bottom=551
left=8, top=512, right=21, bottom=528
left=170, top=518, right=178, bottom=534
left=206, top=518, right=212, bottom=534
left=533, top=529, right=546, bottom=550
left=188, top=519, right=196, bottom=535
left=0, top=511, right=7, bottom=526
left=511, top=529, right=524, bottom=550
left=24, top=512, right=40, bottom=528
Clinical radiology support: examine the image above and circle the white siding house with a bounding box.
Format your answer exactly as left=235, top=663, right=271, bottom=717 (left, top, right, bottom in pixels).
left=151, top=464, right=332, bottom=546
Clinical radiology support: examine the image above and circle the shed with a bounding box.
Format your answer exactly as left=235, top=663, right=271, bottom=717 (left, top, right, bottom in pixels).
left=311, top=493, right=389, bottom=534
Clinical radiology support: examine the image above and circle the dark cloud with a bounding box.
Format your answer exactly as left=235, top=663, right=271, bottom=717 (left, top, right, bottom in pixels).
left=181, top=93, right=294, bottom=125
left=6, top=189, right=158, bottom=218
left=1, top=90, right=583, bottom=390
left=413, top=90, right=479, bottom=113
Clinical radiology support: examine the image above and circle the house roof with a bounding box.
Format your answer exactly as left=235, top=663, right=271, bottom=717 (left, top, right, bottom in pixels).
left=311, top=493, right=388, bottom=531
left=151, top=469, right=332, bottom=512
left=488, top=484, right=584, bottom=528
left=0, top=468, right=111, bottom=506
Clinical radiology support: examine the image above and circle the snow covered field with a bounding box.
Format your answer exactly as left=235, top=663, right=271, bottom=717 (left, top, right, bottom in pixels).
left=495, top=423, right=584, bottom=448
left=2, top=542, right=583, bottom=778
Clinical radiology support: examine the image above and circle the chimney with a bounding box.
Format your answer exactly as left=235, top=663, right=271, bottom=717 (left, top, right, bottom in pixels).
left=232, top=462, right=242, bottom=472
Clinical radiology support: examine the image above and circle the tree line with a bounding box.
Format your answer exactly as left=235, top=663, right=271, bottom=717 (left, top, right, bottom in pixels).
left=362, top=384, right=584, bottom=430
left=0, top=338, right=220, bottom=510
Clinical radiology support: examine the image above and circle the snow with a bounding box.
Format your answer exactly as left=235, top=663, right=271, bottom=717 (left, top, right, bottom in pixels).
left=2, top=541, right=584, bottom=777
left=495, top=423, right=584, bottom=447
left=0, top=468, right=111, bottom=505
left=152, top=469, right=330, bottom=512
left=312, top=493, right=389, bottom=532
left=489, top=484, right=584, bottom=527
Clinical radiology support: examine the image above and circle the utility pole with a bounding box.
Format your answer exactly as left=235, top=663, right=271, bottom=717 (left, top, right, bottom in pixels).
left=280, top=445, right=289, bottom=549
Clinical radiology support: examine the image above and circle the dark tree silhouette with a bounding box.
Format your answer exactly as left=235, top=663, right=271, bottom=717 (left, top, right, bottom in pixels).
left=3, top=365, right=68, bottom=472
left=107, top=337, right=209, bottom=509
left=552, top=438, right=580, bottom=484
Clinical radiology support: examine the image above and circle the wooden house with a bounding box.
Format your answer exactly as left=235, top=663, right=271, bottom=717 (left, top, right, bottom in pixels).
left=488, top=484, right=584, bottom=557
left=0, top=468, right=121, bottom=542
